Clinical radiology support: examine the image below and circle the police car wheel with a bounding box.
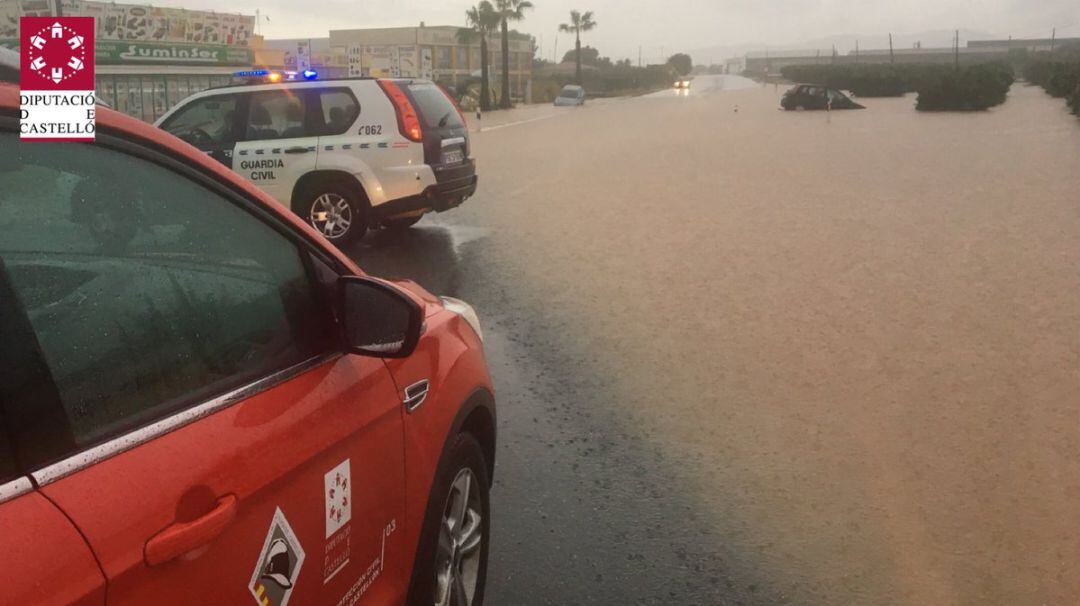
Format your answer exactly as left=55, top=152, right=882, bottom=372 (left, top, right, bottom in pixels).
left=304, top=187, right=366, bottom=243
left=407, top=433, right=490, bottom=606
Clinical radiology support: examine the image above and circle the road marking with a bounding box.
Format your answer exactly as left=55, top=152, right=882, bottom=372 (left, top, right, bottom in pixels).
left=479, top=113, right=561, bottom=132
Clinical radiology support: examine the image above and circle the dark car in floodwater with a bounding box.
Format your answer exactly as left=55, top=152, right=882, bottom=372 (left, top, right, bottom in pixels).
left=781, top=84, right=865, bottom=110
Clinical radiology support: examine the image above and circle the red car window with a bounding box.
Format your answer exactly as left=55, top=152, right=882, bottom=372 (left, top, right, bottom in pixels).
left=0, top=132, right=337, bottom=464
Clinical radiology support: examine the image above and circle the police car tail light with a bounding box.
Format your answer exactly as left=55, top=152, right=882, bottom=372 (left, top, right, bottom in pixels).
left=378, top=80, right=423, bottom=143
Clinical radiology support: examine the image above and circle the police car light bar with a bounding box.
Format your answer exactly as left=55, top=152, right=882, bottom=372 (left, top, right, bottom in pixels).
left=232, top=68, right=317, bottom=83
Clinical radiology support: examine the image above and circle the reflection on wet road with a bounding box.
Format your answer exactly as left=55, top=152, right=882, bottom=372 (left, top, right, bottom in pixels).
left=353, top=76, right=1080, bottom=605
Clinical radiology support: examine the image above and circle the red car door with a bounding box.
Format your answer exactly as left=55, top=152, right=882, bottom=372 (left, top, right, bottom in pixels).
left=0, top=489, right=106, bottom=606
left=0, top=265, right=106, bottom=605
left=0, top=128, right=409, bottom=605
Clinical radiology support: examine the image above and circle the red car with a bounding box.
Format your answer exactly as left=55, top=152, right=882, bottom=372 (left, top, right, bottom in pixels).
left=0, top=80, right=495, bottom=606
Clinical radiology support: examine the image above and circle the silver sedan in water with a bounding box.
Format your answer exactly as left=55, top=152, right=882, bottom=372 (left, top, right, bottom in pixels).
left=554, top=85, right=586, bottom=106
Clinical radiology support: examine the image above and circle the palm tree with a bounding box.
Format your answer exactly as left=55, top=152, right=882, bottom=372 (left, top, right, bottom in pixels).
left=495, top=0, right=533, bottom=109
left=559, top=10, right=596, bottom=85
left=459, top=1, right=499, bottom=111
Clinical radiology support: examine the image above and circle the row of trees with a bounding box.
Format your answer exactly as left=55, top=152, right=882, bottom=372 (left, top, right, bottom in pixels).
left=549, top=47, right=691, bottom=76
left=460, top=3, right=597, bottom=111
left=1023, top=46, right=1080, bottom=117
left=780, top=62, right=1015, bottom=111
left=914, top=63, right=1013, bottom=111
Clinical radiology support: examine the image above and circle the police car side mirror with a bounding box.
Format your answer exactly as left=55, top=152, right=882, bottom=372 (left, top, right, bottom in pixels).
left=338, top=276, right=422, bottom=358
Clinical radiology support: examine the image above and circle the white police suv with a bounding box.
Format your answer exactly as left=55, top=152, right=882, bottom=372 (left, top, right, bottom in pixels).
left=156, top=72, right=477, bottom=243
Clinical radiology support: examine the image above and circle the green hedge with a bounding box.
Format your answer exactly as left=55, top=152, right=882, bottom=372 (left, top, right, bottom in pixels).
left=530, top=65, right=673, bottom=103
left=914, top=64, right=1014, bottom=111
left=1023, top=58, right=1080, bottom=116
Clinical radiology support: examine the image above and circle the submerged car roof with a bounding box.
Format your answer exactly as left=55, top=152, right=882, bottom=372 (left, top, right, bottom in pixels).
left=0, top=81, right=363, bottom=276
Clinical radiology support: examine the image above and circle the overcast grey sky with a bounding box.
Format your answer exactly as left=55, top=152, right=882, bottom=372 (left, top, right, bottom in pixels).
left=157, top=0, right=1078, bottom=62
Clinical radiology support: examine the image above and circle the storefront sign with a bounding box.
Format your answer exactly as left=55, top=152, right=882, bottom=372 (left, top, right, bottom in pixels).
left=95, top=40, right=252, bottom=65
left=294, top=40, right=311, bottom=72
left=421, top=47, right=433, bottom=80
left=3, top=1, right=254, bottom=45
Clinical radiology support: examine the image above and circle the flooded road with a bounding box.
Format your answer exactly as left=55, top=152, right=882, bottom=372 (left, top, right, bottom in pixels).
left=351, top=77, right=1080, bottom=604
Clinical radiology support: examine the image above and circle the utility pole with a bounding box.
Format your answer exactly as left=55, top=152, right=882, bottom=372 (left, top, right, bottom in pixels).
left=553, top=35, right=558, bottom=63
left=1050, top=27, right=1056, bottom=53
left=638, top=46, right=642, bottom=68
left=855, top=39, right=859, bottom=64
left=954, top=29, right=959, bottom=69
left=889, top=33, right=894, bottom=64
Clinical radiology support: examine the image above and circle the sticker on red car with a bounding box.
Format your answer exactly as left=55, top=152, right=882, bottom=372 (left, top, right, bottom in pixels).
left=324, top=459, right=353, bottom=583
left=250, top=508, right=306, bottom=606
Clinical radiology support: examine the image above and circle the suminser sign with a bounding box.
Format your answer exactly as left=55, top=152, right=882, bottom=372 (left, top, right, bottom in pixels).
left=96, top=40, right=253, bottom=65
left=2, top=39, right=255, bottom=66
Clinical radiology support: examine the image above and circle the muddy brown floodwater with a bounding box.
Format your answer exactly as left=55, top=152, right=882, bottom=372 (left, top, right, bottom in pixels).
left=356, top=76, right=1080, bottom=604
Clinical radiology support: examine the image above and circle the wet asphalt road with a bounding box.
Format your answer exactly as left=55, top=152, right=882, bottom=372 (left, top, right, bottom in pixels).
left=346, top=76, right=1080, bottom=605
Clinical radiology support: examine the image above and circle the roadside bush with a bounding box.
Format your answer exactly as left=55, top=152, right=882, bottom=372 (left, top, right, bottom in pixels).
left=583, top=64, right=672, bottom=97
left=530, top=78, right=566, bottom=104
left=914, top=63, right=1014, bottom=111
left=532, top=64, right=673, bottom=103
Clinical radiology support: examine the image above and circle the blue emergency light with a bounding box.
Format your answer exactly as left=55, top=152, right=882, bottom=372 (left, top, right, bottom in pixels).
left=302, top=69, right=318, bottom=80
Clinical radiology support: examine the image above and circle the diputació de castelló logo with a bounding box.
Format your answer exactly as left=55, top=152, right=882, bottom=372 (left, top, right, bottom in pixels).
left=20, top=16, right=96, bottom=141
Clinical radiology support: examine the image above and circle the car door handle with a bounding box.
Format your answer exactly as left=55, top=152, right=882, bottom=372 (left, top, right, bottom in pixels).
left=283, top=146, right=310, bottom=154
left=403, top=379, right=430, bottom=413
left=144, top=494, right=238, bottom=566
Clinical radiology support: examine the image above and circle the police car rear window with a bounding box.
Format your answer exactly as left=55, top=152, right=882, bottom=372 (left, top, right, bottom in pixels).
left=407, top=83, right=464, bottom=129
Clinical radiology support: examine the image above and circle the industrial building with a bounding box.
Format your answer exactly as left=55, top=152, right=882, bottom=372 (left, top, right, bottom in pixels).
left=326, top=25, right=533, bottom=98
left=743, top=37, right=1079, bottom=76
left=257, top=26, right=535, bottom=100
